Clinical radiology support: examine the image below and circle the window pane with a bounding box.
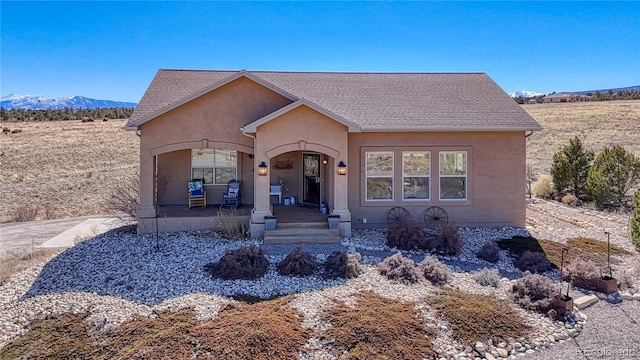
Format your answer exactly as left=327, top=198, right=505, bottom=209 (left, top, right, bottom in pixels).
left=440, top=177, right=466, bottom=199
left=367, top=178, right=393, bottom=200
left=366, top=152, right=393, bottom=176
left=192, top=149, right=214, bottom=167
left=403, top=152, right=430, bottom=175
left=192, top=168, right=213, bottom=184
left=215, top=168, right=236, bottom=184
left=403, top=177, right=429, bottom=199
left=215, top=149, right=237, bottom=166
left=440, top=152, right=467, bottom=175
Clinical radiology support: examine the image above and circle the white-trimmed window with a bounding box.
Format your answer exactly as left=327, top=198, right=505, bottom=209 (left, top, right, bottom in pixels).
left=365, top=151, right=394, bottom=200
left=191, top=149, right=237, bottom=184
left=402, top=151, right=430, bottom=200
left=439, top=151, right=467, bottom=200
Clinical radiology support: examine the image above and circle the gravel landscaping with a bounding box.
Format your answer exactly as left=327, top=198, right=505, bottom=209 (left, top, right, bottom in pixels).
left=1, top=199, right=639, bottom=359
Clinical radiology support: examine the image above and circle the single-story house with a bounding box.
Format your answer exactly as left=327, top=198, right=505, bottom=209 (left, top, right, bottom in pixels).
left=542, top=93, right=591, bottom=103
left=125, top=70, right=542, bottom=239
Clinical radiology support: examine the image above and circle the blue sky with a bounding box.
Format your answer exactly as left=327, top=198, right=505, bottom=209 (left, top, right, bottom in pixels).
left=1, top=1, right=639, bottom=103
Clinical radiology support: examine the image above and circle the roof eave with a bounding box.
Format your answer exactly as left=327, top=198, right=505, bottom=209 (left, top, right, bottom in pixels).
left=360, top=126, right=543, bottom=132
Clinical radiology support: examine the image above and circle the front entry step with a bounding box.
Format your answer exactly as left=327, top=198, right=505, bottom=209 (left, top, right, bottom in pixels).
left=264, top=225, right=340, bottom=244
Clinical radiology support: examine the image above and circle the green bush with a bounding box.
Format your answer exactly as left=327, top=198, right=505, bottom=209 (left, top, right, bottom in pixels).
left=550, top=137, right=594, bottom=198
left=586, top=145, right=640, bottom=208
left=632, top=189, right=640, bottom=251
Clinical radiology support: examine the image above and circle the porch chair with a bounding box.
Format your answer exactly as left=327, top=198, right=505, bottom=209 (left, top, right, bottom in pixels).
left=188, top=180, right=207, bottom=208
left=270, top=184, right=283, bottom=204
left=221, top=180, right=241, bottom=208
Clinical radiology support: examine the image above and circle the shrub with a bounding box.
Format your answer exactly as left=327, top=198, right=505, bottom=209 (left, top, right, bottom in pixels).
left=204, top=245, right=269, bottom=280
left=386, top=218, right=430, bottom=250
left=563, top=256, right=600, bottom=290
left=632, top=189, right=640, bottom=251
left=105, top=174, right=139, bottom=219
left=532, top=176, right=554, bottom=199
left=214, top=208, right=248, bottom=238
left=277, top=247, right=318, bottom=276
left=550, top=137, right=594, bottom=198
left=561, top=193, right=579, bottom=207
left=427, top=226, right=462, bottom=256
left=324, top=251, right=363, bottom=279
left=473, top=267, right=501, bottom=287
left=476, top=241, right=501, bottom=263
left=511, top=272, right=556, bottom=313
left=377, top=252, right=423, bottom=285
left=586, top=145, right=640, bottom=208
left=618, top=258, right=640, bottom=291
left=12, top=204, right=40, bottom=222
left=515, top=251, right=552, bottom=273
left=417, top=256, right=451, bottom=285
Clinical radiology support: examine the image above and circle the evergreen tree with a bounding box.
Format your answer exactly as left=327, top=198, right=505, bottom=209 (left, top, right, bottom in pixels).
left=631, top=189, right=640, bottom=251
left=550, top=137, right=594, bottom=198
left=586, top=145, right=640, bottom=208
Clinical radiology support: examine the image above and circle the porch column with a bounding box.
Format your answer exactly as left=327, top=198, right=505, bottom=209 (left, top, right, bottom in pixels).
left=250, top=156, right=273, bottom=238
left=136, top=151, right=157, bottom=234
left=331, top=156, right=352, bottom=237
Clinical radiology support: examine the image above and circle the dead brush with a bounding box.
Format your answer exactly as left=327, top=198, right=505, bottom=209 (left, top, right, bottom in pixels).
left=277, top=247, right=318, bottom=276
left=563, top=256, right=600, bottom=290
left=385, top=218, right=430, bottom=250
left=377, top=252, right=423, bottom=285
left=323, top=251, right=363, bottom=279
left=427, top=225, right=463, bottom=256
left=476, top=241, right=501, bottom=263
left=417, top=256, right=452, bottom=285
left=204, top=245, right=269, bottom=280
left=515, top=250, right=553, bottom=273
left=12, top=204, right=40, bottom=222
left=214, top=208, right=248, bottom=238
left=429, top=288, right=531, bottom=346
left=104, top=174, right=139, bottom=220
left=472, top=267, right=501, bottom=287
left=320, top=291, right=437, bottom=359
left=511, top=272, right=556, bottom=313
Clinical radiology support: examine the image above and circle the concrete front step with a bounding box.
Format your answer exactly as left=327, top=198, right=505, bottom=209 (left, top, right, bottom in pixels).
left=264, top=227, right=340, bottom=244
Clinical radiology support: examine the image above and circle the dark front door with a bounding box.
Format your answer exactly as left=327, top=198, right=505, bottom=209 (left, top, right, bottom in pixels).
left=303, top=153, right=320, bottom=204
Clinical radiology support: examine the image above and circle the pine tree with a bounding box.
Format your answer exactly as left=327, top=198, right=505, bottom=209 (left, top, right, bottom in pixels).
left=550, top=137, right=594, bottom=198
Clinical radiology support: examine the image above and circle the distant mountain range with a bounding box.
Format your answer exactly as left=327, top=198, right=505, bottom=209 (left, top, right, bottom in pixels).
left=0, top=94, right=137, bottom=110
left=509, top=85, right=640, bottom=98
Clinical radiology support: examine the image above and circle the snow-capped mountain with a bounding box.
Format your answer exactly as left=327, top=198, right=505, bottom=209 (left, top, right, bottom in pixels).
left=509, top=90, right=545, bottom=98
left=0, top=94, right=137, bottom=110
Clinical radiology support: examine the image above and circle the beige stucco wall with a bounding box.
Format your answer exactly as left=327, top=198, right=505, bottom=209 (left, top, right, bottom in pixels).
left=136, top=76, right=292, bottom=217
left=347, top=131, right=527, bottom=228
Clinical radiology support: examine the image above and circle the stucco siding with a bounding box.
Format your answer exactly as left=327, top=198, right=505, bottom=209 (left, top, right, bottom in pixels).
left=347, top=131, right=526, bottom=228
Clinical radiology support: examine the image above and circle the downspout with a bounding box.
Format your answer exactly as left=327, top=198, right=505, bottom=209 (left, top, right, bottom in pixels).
left=525, top=130, right=534, bottom=138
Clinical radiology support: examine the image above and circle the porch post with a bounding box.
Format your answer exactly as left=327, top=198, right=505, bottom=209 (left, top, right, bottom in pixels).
left=250, top=155, right=273, bottom=238
left=331, top=156, right=351, bottom=237
left=136, top=151, right=157, bottom=234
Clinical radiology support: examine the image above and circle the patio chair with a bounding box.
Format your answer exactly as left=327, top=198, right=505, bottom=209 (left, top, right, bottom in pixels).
left=188, top=180, right=207, bottom=208
left=221, top=180, right=241, bottom=208
left=270, top=184, right=283, bottom=204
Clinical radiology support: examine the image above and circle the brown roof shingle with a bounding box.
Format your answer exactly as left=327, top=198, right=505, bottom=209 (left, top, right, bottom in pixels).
left=127, top=69, right=542, bottom=131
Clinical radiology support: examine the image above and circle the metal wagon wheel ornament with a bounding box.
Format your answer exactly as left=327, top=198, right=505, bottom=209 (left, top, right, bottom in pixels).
left=386, top=207, right=411, bottom=226
left=423, top=206, right=449, bottom=231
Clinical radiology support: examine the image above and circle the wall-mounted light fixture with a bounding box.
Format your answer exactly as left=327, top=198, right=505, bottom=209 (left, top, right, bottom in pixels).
left=322, top=157, right=328, bottom=165
left=337, top=161, right=347, bottom=175
left=258, top=161, right=268, bottom=176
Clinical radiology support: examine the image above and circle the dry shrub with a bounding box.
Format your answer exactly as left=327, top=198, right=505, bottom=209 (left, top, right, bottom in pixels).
left=320, top=291, right=437, bottom=359
left=427, top=225, right=462, bottom=255
left=386, top=218, right=430, bottom=250
left=533, top=176, right=554, bottom=199
left=561, top=193, right=579, bottom=206
left=195, top=296, right=311, bottom=359
left=214, top=208, right=248, bottom=238
left=12, top=204, right=40, bottom=222
left=104, top=174, right=139, bottom=219
left=566, top=236, right=630, bottom=256
left=511, top=272, right=556, bottom=313
left=515, top=251, right=553, bottom=273
left=429, top=289, right=531, bottom=346
left=323, top=251, right=363, bottom=279
left=417, top=256, right=451, bottom=285
left=41, top=205, right=59, bottom=219
left=563, top=256, right=600, bottom=290
left=477, top=241, right=501, bottom=263
left=618, top=258, right=640, bottom=291
left=377, top=252, right=423, bottom=285
left=277, top=247, right=318, bottom=276
left=204, top=245, right=269, bottom=280
left=0, top=248, right=60, bottom=286
left=472, top=267, right=501, bottom=287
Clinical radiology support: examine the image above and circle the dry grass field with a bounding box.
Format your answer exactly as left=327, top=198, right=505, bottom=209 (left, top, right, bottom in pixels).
left=523, top=100, right=640, bottom=175
left=0, top=119, right=138, bottom=222
left=0, top=100, right=638, bottom=223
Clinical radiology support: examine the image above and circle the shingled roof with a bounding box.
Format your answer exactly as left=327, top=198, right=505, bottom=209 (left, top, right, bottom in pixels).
left=126, top=69, right=542, bottom=132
